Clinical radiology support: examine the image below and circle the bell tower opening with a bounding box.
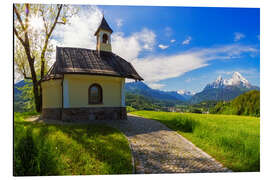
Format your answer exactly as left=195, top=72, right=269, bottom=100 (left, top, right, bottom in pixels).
left=102, top=33, right=109, bottom=44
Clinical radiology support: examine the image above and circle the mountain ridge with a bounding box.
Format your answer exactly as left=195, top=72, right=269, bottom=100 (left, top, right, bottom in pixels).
left=190, top=72, right=259, bottom=103
left=125, top=81, right=188, bottom=102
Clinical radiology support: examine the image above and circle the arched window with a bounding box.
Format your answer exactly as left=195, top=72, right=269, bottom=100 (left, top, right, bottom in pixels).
left=102, top=33, right=108, bottom=44
left=89, top=84, right=102, bottom=104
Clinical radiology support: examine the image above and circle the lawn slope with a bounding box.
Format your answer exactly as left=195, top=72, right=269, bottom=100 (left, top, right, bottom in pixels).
left=14, top=113, right=133, bottom=175
left=131, top=111, right=260, bottom=172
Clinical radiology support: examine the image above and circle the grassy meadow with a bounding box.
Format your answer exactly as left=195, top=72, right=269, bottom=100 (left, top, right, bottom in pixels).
left=14, top=112, right=133, bottom=176
left=131, top=111, right=260, bottom=172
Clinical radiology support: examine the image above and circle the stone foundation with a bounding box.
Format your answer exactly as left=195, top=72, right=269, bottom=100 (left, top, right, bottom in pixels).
left=42, top=107, right=127, bottom=122
left=42, top=108, right=62, bottom=120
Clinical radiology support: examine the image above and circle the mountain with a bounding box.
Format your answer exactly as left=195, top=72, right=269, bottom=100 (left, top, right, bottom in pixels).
left=125, top=81, right=187, bottom=102
left=14, top=80, right=28, bottom=95
left=190, top=72, right=259, bottom=104
left=210, top=90, right=260, bottom=117
left=204, top=72, right=254, bottom=89
left=177, top=90, right=195, bottom=100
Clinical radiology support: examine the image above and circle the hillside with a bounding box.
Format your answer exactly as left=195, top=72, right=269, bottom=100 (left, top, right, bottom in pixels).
left=14, top=80, right=34, bottom=112
left=125, top=81, right=187, bottom=102
left=125, top=92, right=181, bottom=111
left=131, top=110, right=260, bottom=172
left=210, top=90, right=260, bottom=117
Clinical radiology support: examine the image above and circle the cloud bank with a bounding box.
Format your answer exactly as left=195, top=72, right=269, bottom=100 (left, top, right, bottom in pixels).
left=51, top=6, right=258, bottom=89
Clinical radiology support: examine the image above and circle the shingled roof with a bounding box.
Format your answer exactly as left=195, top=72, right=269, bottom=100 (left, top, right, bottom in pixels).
left=42, top=47, right=143, bottom=81
left=94, top=17, right=113, bottom=36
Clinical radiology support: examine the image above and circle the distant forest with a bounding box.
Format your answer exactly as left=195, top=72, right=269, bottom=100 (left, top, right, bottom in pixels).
left=14, top=81, right=260, bottom=117
left=210, top=90, right=260, bottom=117
left=126, top=90, right=260, bottom=117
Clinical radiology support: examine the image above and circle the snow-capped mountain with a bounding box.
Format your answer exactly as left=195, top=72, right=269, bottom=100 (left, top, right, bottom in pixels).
left=190, top=72, right=259, bottom=103
left=177, top=90, right=195, bottom=100
left=177, top=90, right=195, bottom=96
left=205, top=72, right=252, bottom=89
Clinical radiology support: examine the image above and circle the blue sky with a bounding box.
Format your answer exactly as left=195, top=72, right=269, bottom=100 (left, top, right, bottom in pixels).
left=52, top=5, right=260, bottom=93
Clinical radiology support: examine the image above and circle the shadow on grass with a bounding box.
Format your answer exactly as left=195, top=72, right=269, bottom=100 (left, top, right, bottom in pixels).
left=14, top=121, right=133, bottom=175
left=14, top=126, right=60, bottom=176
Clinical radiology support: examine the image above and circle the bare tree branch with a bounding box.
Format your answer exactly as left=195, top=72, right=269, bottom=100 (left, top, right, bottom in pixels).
left=40, top=9, right=48, bottom=35
left=13, top=27, right=25, bottom=46
left=13, top=5, right=25, bottom=31
left=47, top=5, right=63, bottom=37
left=40, top=4, right=63, bottom=79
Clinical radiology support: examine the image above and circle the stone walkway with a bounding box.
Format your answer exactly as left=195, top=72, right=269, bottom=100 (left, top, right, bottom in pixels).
left=27, top=114, right=231, bottom=173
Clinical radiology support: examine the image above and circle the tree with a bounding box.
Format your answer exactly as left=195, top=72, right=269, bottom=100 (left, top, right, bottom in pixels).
left=14, top=4, right=78, bottom=112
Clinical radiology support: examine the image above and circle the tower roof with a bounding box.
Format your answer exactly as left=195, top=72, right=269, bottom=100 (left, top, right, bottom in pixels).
left=94, top=16, right=113, bottom=36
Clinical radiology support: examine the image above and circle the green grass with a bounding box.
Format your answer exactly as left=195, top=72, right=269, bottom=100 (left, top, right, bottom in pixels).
left=14, top=112, right=133, bottom=176
left=131, top=111, right=260, bottom=172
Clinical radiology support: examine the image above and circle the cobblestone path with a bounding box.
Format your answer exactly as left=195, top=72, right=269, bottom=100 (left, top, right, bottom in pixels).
left=97, top=114, right=231, bottom=173
left=28, top=114, right=231, bottom=173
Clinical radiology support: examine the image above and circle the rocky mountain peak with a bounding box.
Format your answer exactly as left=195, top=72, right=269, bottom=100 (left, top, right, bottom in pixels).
left=205, top=72, right=251, bottom=89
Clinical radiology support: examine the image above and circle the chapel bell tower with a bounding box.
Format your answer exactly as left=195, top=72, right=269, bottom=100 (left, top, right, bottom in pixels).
left=94, top=16, right=113, bottom=52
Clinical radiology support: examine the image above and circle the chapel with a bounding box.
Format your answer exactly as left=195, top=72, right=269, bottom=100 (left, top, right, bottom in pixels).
left=41, top=16, right=143, bottom=122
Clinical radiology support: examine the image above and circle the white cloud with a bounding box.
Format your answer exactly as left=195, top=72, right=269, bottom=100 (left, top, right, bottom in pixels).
left=158, top=44, right=169, bottom=50
left=112, top=28, right=156, bottom=61
left=148, top=83, right=165, bottom=89
left=234, top=32, right=245, bottom=42
left=192, top=44, right=258, bottom=61
left=53, top=6, right=102, bottom=49
left=53, top=6, right=156, bottom=62
left=116, top=19, right=123, bottom=28
left=182, top=36, right=192, bottom=45
left=131, top=53, right=208, bottom=83
left=170, top=39, right=176, bottom=43
left=50, top=6, right=258, bottom=89
left=216, top=69, right=259, bottom=76
left=129, top=44, right=258, bottom=84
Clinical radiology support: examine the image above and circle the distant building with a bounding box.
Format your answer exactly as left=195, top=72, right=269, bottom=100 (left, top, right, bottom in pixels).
left=41, top=16, right=143, bottom=122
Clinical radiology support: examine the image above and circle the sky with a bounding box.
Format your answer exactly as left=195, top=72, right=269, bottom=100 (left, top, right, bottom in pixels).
left=33, top=5, right=260, bottom=93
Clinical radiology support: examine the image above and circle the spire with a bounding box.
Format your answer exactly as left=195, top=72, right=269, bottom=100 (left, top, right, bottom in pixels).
left=94, top=16, right=113, bottom=36
left=94, top=15, right=113, bottom=52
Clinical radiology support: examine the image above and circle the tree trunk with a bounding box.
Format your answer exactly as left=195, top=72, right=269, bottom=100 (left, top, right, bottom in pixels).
left=32, top=81, right=42, bottom=112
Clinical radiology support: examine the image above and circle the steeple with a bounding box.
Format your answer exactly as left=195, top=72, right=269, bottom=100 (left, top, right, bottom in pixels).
left=95, top=16, right=113, bottom=52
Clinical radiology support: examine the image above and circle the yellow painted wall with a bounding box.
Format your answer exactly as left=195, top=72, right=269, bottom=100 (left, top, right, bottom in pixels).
left=41, top=79, right=62, bottom=108
left=65, top=74, right=123, bottom=107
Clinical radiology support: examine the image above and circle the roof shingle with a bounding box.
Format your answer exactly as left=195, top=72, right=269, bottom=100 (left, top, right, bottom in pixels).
left=42, top=47, right=143, bottom=81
